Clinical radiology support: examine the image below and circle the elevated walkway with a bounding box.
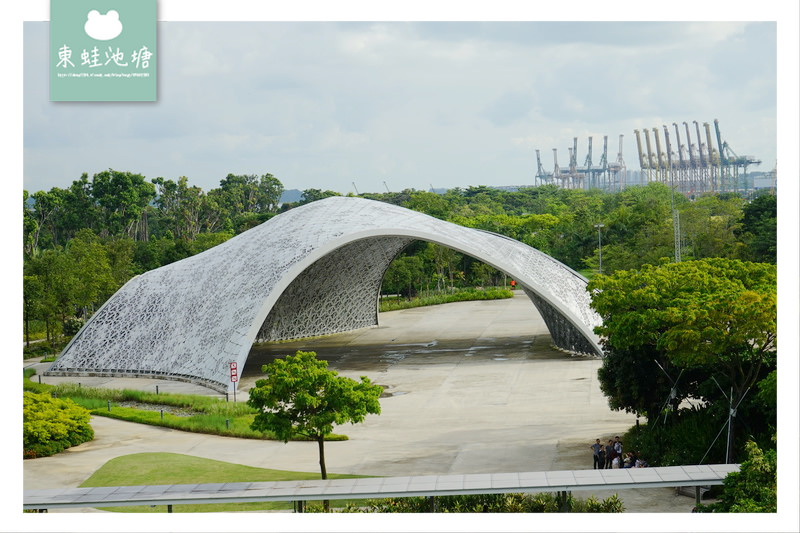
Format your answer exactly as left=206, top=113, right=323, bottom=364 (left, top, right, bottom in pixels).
left=24, top=464, right=738, bottom=512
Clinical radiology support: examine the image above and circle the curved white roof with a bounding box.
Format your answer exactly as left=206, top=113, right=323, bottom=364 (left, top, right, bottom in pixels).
left=48, top=196, right=601, bottom=391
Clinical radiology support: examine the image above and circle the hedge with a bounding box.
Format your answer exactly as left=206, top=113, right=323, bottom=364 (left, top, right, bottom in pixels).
left=23, top=391, right=94, bottom=458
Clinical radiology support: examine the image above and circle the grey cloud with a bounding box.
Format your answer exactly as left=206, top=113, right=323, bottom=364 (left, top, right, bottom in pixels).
left=23, top=20, right=778, bottom=194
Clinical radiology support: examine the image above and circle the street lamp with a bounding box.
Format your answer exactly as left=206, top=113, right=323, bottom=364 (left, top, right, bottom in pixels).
left=594, top=223, right=605, bottom=274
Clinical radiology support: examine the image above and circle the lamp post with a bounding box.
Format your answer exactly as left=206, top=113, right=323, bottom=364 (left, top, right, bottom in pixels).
left=594, top=223, right=605, bottom=274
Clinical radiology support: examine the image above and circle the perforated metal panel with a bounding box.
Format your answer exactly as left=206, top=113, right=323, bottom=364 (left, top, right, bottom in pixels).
left=47, top=197, right=602, bottom=392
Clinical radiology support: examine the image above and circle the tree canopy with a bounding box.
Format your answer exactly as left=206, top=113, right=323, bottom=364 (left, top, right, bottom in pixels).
left=588, top=258, right=777, bottom=463
left=247, top=351, right=382, bottom=480
left=589, top=258, right=776, bottom=404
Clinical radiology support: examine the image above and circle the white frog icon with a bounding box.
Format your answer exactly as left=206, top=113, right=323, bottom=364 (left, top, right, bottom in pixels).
left=84, top=9, right=123, bottom=41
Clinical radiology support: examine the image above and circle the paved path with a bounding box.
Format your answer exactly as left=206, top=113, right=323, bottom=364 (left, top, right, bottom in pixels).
left=23, top=292, right=700, bottom=514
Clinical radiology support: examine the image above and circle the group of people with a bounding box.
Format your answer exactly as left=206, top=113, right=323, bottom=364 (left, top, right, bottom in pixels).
left=590, top=436, right=648, bottom=469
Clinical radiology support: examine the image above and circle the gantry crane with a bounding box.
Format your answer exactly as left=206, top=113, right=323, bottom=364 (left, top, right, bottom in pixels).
left=552, top=148, right=561, bottom=186
left=632, top=119, right=761, bottom=195
left=644, top=128, right=657, bottom=182
left=584, top=137, right=594, bottom=178
left=634, top=129, right=647, bottom=170
left=535, top=149, right=549, bottom=185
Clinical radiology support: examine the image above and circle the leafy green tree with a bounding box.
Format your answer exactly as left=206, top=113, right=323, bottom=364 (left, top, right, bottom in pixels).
left=91, top=169, right=156, bottom=239
left=160, top=236, right=193, bottom=266
left=469, top=261, right=499, bottom=287
left=25, top=229, right=117, bottom=339
left=422, top=243, right=463, bottom=292
left=153, top=176, right=206, bottom=240
left=51, top=174, right=99, bottom=245
left=132, top=239, right=163, bottom=273
left=595, top=345, right=686, bottom=418
left=255, top=173, right=284, bottom=213
left=403, top=190, right=454, bottom=219
left=25, top=249, right=76, bottom=342
left=591, top=183, right=678, bottom=272
left=737, top=193, right=777, bottom=264
left=382, top=255, right=425, bottom=297
left=23, top=274, right=44, bottom=347
left=211, top=173, right=284, bottom=219
left=753, top=370, right=777, bottom=426
left=248, top=351, right=382, bottom=482
left=23, top=190, right=39, bottom=257
left=65, top=229, right=116, bottom=318
left=298, top=188, right=341, bottom=205
left=697, top=439, right=776, bottom=512
left=26, top=189, right=64, bottom=256
left=679, top=194, right=745, bottom=260
left=589, top=258, right=776, bottom=461
left=190, top=232, right=234, bottom=255
left=104, top=237, right=137, bottom=288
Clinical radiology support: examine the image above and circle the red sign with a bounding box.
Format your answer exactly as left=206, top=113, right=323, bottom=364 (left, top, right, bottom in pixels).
left=230, top=362, right=238, bottom=382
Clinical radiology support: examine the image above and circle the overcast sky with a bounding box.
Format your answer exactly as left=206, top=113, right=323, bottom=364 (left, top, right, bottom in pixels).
left=24, top=20, right=779, bottom=194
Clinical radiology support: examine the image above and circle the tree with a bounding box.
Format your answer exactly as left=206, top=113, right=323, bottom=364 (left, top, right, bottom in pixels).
left=737, top=193, right=777, bottom=264
left=679, top=194, right=745, bottom=260
left=26, top=249, right=76, bottom=342
left=589, top=258, right=776, bottom=461
left=298, top=188, right=341, bottom=205
left=23, top=275, right=44, bottom=347
left=58, top=173, right=98, bottom=241
left=256, top=173, right=284, bottom=213
left=383, top=255, right=424, bottom=297
left=591, top=183, right=678, bottom=272
left=104, top=237, right=137, bottom=287
left=23, top=190, right=38, bottom=257
left=91, top=169, right=156, bottom=239
left=154, top=176, right=238, bottom=239
left=248, top=351, right=382, bottom=484
left=212, top=173, right=284, bottom=217
left=65, top=229, right=116, bottom=318
left=26, top=189, right=64, bottom=256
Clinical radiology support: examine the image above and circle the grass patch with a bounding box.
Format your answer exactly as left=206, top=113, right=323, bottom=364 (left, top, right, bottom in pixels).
left=80, top=452, right=366, bottom=512
left=23, top=378, right=347, bottom=442
left=379, top=287, right=513, bottom=312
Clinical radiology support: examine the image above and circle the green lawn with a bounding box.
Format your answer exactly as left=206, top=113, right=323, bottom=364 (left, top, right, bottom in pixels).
left=80, top=452, right=366, bottom=512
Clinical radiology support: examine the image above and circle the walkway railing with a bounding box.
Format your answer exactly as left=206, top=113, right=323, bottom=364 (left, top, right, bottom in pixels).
left=24, top=464, right=738, bottom=512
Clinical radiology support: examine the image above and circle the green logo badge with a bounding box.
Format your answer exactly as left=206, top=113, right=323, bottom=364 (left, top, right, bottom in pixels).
left=50, top=0, right=157, bottom=101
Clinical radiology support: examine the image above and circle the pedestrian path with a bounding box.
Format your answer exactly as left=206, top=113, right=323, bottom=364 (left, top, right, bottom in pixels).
left=24, top=464, right=740, bottom=512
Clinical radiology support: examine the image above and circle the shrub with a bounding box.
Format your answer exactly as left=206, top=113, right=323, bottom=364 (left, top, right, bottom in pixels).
left=623, top=407, right=727, bottom=466
left=23, top=391, right=94, bottom=458
left=23, top=342, right=56, bottom=358
left=696, top=439, right=776, bottom=513
left=379, top=288, right=513, bottom=312
left=313, top=492, right=623, bottom=513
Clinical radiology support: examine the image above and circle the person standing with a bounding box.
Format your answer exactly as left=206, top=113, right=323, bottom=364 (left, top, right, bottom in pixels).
left=605, top=440, right=615, bottom=469
left=590, top=439, right=603, bottom=469
left=614, top=436, right=623, bottom=461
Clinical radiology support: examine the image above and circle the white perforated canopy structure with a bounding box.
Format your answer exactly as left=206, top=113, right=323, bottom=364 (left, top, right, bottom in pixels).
left=48, top=197, right=602, bottom=392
